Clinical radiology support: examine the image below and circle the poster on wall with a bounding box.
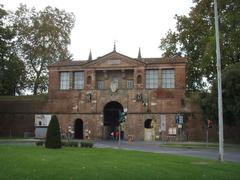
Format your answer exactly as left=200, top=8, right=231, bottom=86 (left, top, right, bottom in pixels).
left=35, top=114, right=51, bottom=127
left=168, top=127, right=177, bottom=135
left=159, top=115, right=166, bottom=132
left=35, top=114, right=51, bottom=139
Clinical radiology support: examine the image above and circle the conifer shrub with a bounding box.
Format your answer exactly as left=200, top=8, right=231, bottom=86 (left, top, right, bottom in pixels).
left=45, top=115, right=61, bottom=149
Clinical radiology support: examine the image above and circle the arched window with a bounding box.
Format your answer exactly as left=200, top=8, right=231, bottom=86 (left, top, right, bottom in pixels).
left=87, top=76, right=92, bottom=85
left=137, top=75, right=142, bottom=84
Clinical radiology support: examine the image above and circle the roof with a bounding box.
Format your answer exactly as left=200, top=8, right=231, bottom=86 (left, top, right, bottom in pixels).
left=139, top=57, right=187, bottom=64
left=49, top=51, right=186, bottom=68
left=49, top=60, right=89, bottom=67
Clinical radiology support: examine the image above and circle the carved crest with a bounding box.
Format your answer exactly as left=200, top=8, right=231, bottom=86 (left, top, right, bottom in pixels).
left=110, top=79, right=118, bottom=92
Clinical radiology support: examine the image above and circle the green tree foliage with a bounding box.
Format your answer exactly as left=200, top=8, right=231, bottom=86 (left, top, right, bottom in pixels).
left=45, top=115, right=61, bottom=149
left=199, top=62, right=240, bottom=127
left=11, top=4, right=75, bottom=95
left=159, top=30, right=182, bottom=58
left=221, top=63, right=240, bottom=126
left=0, top=5, right=25, bottom=95
left=160, top=0, right=240, bottom=91
left=196, top=91, right=217, bottom=125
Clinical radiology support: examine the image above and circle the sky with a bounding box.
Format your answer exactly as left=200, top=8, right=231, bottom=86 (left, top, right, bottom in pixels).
left=2, top=0, right=194, bottom=60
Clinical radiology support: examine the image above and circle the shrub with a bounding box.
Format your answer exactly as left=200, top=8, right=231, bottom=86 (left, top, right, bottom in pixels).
left=36, top=141, right=44, bottom=146
left=45, top=115, right=61, bottom=149
left=68, top=141, right=78, bottom=147
left=61, top=141, right=78, bottom=147
left=80, top=141, right=93, bottom=148
left=61, top=141, right=67, bottom=146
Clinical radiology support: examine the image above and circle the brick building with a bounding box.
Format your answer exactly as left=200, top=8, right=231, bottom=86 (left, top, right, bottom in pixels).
left=0, top=48, right=189, bottom=140
left=47, top=48, right=187, bottom=140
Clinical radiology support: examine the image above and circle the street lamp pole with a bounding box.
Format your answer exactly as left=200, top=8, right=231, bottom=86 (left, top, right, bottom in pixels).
left=214, top=0, right=224, bottom=162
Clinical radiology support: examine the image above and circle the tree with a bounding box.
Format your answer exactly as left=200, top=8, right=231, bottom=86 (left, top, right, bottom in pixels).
left=45, top=115, right=61, bottom=149
left=0, top=5, right=25, bottom=95
left=159, top=30, right=182, bottom=58
left=11, top=4, right=75, bottom=95
left=199, top=62, right=240, bottom=127
left=221, top=63, right=240, bottom=126
left=160, top=0, right=240, bottom=91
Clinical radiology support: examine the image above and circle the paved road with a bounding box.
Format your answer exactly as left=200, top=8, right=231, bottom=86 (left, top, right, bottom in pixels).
left=93, top=140, right=240, bottom=163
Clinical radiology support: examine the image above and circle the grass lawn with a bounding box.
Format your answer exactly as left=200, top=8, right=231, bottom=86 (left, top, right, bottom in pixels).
left=0, top=145, right=240, bottom=180
left=160, top=142, right=240, bottom=150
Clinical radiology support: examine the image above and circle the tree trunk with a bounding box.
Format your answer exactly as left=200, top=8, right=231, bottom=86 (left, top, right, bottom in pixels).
left=33, top=78, right=39, bottom=95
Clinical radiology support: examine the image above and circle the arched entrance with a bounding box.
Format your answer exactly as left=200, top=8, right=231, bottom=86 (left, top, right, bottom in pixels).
left=103, top=101, right=123, bottom=139
left=144, top=119, right=153, bottom=129
left=144, top=119, right=155, bottom=141
left=74, top=119, right=83, bottom=139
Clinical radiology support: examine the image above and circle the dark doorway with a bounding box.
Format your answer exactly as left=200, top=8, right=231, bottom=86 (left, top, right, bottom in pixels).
left=144, top=119, right=153, bottom=128
left=103, top=101, right=123, bottom=139
left=74, top=119, right=83, bottom=139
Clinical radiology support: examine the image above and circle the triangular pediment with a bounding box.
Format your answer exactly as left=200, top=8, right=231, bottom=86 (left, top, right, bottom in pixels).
left=82, top=51, right=145, bottom=69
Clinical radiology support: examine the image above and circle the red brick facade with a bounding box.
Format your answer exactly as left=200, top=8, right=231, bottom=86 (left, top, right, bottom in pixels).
left=0, top=50, right=190, bottom=140
left=46, top=51, right=187, bottom=140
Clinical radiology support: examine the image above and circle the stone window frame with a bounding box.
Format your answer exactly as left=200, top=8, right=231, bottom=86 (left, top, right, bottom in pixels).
left=145, top=69, right=159, bottom=89
left=161, top=69, right=175, bottom=88
left=127, top=80, right=133, bottom=89
left=74, top=71, right=84, bottom=90
left=97, top=80, right=104, bottom=90
left=59, top=72, right=70, bottom=90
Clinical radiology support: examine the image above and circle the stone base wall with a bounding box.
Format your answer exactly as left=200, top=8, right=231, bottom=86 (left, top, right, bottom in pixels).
left=0, top=94, right=206, bottom=141
left=0, top=111, right=185, bottom=140
left=0, top=113, right=35, bottom=137
left=43, top=113, right=180, bottom=141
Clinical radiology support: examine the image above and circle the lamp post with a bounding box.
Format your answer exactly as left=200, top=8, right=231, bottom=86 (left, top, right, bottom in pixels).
left=214, top=0, right=224, bottom=162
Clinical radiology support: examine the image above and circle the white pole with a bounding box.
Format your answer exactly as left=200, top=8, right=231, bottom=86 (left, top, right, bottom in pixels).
left=214, top=0, right=224, bottom=162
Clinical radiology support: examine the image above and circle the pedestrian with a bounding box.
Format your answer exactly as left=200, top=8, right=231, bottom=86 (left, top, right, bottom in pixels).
left=110, top=131, right=114, bottom=140
left=115, top=130, right=119, bottom=140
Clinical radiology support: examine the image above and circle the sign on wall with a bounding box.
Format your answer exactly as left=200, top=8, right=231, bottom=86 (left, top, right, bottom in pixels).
left=35, top=114, right=51, bottom=127
left=159, top=114, right=166, bottom=132
left=175, top=114, right=184, bottom=124
left=107, top=60, right=121, bottom=65
left=35, top=114, right=52, bottom=139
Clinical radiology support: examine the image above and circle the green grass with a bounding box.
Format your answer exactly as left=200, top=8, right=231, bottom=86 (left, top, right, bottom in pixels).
left=160, top=142, right=240, bottom=150
left=0, top=146, right=240, bottom=180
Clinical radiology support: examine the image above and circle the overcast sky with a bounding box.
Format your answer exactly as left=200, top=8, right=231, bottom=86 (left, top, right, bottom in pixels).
left=2, top=0, right=194, bottom=60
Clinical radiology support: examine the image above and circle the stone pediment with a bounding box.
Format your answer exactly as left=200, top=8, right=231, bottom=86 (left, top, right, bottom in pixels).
left=82, top=51, right=145, bottom=69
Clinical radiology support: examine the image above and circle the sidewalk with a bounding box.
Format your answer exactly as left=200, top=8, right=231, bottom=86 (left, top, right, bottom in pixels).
left=93, top=140, right=240, bottom=163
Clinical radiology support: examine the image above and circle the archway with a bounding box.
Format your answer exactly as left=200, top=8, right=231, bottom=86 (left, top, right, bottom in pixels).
left=144, top=119, right=155, bottom=141
left=103, top=101, right=123, bottom=139
left=144, top=119, right=153, bottom=128
left=74, top=119, right=83, bottom=139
